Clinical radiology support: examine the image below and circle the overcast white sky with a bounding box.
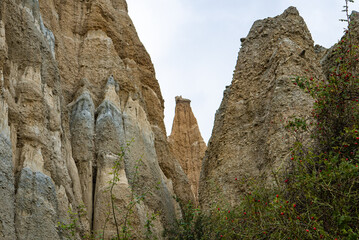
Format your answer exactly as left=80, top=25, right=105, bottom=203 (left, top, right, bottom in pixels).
left=126, top=0, right=355, bottom=143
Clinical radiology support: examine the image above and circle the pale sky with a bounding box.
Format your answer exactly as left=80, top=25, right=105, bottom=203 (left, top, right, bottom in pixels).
left=126, top=0, right=354, bottom=143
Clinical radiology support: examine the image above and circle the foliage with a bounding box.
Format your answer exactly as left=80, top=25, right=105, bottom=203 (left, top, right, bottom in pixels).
left=57, top=204, right=87, bottom=240
left=164, top=199, right=203, bottom=240
left=284, top=0, right=359, bottom=236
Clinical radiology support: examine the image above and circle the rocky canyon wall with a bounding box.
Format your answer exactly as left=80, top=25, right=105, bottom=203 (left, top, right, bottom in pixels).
left=199, top=7, right=325, bottom=210
left=1, top=0, right=348, bottom=238
left=168, top=96, right=206, bottom=203
left=0, top=0, right=193, bottom=239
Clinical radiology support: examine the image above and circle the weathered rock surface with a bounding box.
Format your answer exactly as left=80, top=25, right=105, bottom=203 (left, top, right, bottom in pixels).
left=199, top=7, right=324, bottom=209
left=15, top=168, right=59, bottom=240
left=3, top=0, right=347, bottom=237
left=0, top=93, right=15, bottom=239
left=1, top=1, right=65, bottom=238
left=92, top=77, right=176, bottom=238
left=168, top=96, right=207, bottom=203
left=70, top=87, right=95, bottom=224
left=0, top=0, right=193, bottom=238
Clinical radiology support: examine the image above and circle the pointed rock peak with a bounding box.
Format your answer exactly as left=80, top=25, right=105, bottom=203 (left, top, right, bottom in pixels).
left=104, top=75, right=120, bottom=97
left=170, top=96, right=201, bottom=137
left=123, top=96, right=154, bottom=138
left=351, top=10, right=359, bottom=19
left=283, top=6, right=299, bottom=17
left=175, top=95, right=191, bottom=104
left=124, top=95, right=149, bottom=123
left=124, top=95, right=140, bottom=115
left=80, top=78, right=90, bottom=88
left=77, top=89, right=92, bottom=101
left=350, top=11, right=359, bottom=27
left=73, top=79, right=92, bottom=99
left=103, top=75, right=121, bottom=109
left=68, top=79, right=95, bottom=110
left=70, top=89, right=95, bottom=125
left=75, top=91, right=93, bottom=104
left=245, top=5, right=312, bottom=48
left=106, top=75, right=117, bottom=88
left=168, top=96, right=206, bottom=203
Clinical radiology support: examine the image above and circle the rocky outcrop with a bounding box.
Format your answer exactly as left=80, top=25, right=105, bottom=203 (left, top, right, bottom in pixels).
left=15, top=168, right=59, bottom=240
left=3, top=0, right=344, bottom=237
left=1, top=1, right=65, bottom=238
left=168, top=96, right=207, bottom=203
left=0, top=0, right=193, bottom=238
left=92, top=77, right=176, bottom=238
left=0, top=91, right=15, bottom=239
left=70, top=85, right=95, bottom=225
left=199, top=7, right=324, bottom=210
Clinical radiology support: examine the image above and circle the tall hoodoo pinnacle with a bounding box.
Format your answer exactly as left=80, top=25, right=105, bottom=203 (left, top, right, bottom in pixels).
left=199, top=6, right=324, bottom=209
left=168, top=96, right=207, bottom=203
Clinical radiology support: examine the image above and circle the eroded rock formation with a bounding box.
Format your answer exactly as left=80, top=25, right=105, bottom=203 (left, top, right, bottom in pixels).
left=168, top=96, right=207, bottom=203
left=199, top=7, right=324, bottom=210
left=1, top=0, right=348, bottom=238
left=0, top=0, right=193, bottom=239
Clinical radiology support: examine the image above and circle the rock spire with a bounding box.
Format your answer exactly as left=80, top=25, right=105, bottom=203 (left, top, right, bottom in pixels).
left=199, top=7, right=324, bottom=209
left=169, top=96, right=207, bottom=203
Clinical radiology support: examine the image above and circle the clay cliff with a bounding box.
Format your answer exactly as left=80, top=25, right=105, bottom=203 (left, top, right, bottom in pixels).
left=0, top=0, right=350, bottom=238
left=168, top=96, right=207, bottom=203
left=199, top=7, right=324, bottom=209
left=0, top=0, right=193, bottom=239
